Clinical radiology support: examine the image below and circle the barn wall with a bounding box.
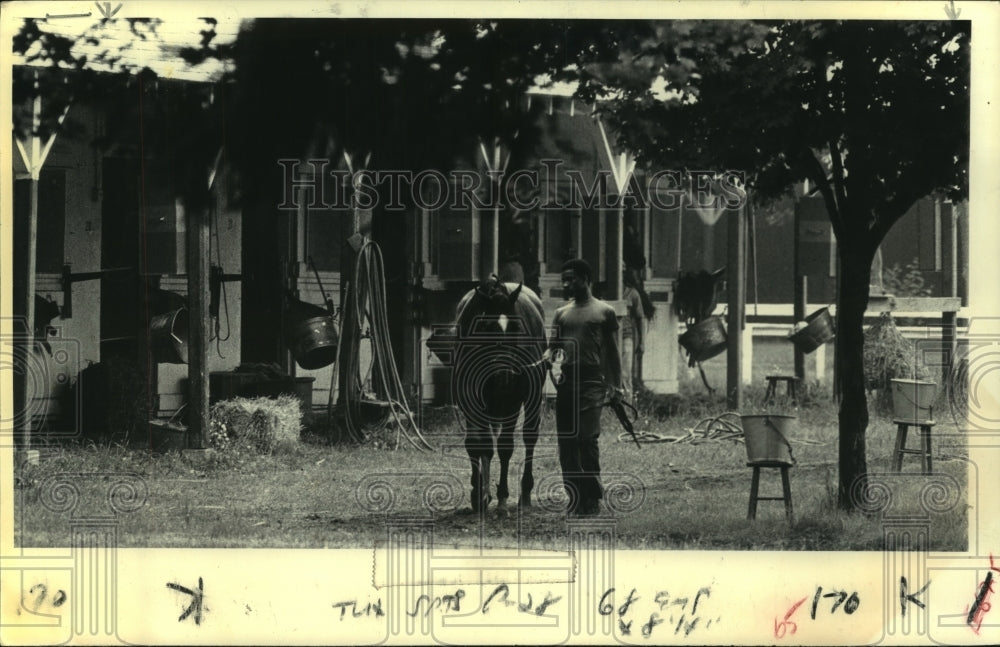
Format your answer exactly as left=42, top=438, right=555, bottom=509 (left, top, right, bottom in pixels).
left=12, top=104, right=103, bottom=431
left=13, top=98, right=244, bottom=426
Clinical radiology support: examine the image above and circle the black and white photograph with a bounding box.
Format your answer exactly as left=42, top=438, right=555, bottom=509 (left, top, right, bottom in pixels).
left=1, top=1, right=997, bottom=644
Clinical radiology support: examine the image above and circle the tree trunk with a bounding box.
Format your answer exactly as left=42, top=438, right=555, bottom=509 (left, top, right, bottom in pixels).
left=836, top=241, right=874, bottom=510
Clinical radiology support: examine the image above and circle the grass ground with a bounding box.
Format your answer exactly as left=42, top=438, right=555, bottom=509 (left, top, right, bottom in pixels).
left=13, top=384, right=968, bottom=550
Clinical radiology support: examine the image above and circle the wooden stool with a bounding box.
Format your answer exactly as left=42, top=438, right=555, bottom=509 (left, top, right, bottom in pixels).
left=892, top=419, right=935, bottom=473
left=747, top=461, right=793, bottom=521
left=764, top=375, right=799, bottom=405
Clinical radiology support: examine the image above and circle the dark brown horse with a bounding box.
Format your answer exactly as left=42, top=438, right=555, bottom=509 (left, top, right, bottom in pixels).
left=451, top=276, right=547, bottom=516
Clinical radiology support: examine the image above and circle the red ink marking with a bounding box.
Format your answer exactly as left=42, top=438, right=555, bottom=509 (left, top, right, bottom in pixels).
left=966, top=571, right=995, bottom=634
left=965, top=554, right=999, bottom=634
left=774, top=596, right=807, bottom=639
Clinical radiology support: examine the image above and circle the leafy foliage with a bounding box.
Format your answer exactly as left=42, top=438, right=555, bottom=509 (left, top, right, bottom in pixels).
left=570, top=21, right=969, bottom=224
left=882, top=258, right=933, bottom=297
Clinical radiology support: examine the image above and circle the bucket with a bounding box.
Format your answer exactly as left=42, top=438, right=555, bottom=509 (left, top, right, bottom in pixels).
left=890, top=379, right=937, bottom=423
left=679, top=316, right=727, bottom=363
left=286, top=316, right=339, bottom=370
left=149, top=308, right=189, bottom=364
left=741, top=414, right=795, bottom=464
left=145, top=419, right=188, bottom=452
left=788, top=307, right=835, bottom=354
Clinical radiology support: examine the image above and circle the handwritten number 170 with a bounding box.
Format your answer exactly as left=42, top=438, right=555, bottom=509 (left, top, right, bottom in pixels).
left=811, top=587, right=860, bottom=618
left=775, top=588, right=860, bottom=638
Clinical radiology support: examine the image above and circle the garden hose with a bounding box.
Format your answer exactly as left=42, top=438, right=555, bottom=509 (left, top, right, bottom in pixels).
left=617, top=410, right=827, bottom=450
left=340, top=240, right=434, bottom=451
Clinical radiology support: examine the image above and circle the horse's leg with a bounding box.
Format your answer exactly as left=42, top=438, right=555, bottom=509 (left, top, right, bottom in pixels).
left=519, top=398, right=541, bottom=508
left=480, top=428, right=493, bottom=515
left=465, top=427, right=492, bottom=513
left=496, top=420, right=515, bottom=518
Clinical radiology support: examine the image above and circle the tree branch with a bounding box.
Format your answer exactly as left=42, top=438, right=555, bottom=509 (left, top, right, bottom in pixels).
left=869, top=178, right=929, bottom=248
left=827, top=137, right=849, bottom=224
left=799, top=147, right=845, bottom=240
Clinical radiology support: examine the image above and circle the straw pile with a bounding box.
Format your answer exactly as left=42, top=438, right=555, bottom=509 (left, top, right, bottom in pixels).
left=863, top=312, right=930, bottom=410
left=209, top=395, right=302, bottom=453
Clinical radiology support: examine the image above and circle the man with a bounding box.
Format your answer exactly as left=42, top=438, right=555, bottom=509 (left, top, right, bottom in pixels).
left=549, top=259, right=624, bottom=516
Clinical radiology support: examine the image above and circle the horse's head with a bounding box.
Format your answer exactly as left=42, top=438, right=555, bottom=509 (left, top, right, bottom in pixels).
left=459, top=274, right=524, bottom=336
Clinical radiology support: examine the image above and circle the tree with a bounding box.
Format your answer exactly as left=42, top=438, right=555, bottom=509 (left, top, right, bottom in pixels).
left=563, top=19, right=970, bottom=510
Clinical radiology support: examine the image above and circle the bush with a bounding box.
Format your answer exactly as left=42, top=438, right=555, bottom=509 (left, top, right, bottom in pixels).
left=882, top=258, right=932, bottom=297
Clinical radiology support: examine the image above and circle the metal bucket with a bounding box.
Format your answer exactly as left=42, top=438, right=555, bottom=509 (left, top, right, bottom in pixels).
left=890, top=379, right=937, bottom=423
left=286, top=316, right=339, bottom=370
left=679, top=315, right=727, bottom=363
left=149, top=308, right=189, bottom=364
left=741, top=414, right=795, bottom=464
left=788, top=307, right=836, bottom=354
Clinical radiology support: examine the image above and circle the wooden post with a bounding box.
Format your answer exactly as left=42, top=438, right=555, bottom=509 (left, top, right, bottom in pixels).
left=17, top=72, right=43, bottom=452
left=19, top=173, right=39, bottom=452
left=942, top=310, right=957, bottom=377
left=336, top=152, right=369, bottom=435
left=491, top=144, right=501, bottom=277
left=185, top=199, right=211, bottom=449
left=950, top=202, right=959, bottom=298
left=794, top=276, right=807, bottom=380
left=833, top=243, right=841, bottom=401
left=726, top=204, right=745, bottom=410
left=793, top=204, right=805, bottom=380
left=609, top=204, right=623, bottom=300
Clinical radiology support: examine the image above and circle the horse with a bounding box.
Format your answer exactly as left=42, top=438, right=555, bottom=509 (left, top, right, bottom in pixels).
left=451, top=275, right=547, bottom=516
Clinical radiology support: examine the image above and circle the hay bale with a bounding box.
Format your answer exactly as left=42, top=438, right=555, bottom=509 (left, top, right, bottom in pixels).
left=863, top=312, right=931, bottom=411
left=209, top=395, right=301, bottom=452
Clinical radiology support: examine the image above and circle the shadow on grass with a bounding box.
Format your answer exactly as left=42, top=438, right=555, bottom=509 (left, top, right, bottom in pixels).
left=13, top=393, right=969, bottom=551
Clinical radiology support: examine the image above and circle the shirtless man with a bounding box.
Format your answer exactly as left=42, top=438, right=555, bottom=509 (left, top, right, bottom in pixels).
left=549, top=259, right=624, bottom=516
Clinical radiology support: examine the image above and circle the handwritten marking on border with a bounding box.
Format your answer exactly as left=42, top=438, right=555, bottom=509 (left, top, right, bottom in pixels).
left=965, top=554, right=1000, bottom=634
left=166, top=577, right=205, bottom=625
left=95, top=2, right=123, bottom=19
left=900, top=576, right=931, bottom=617
left=774, top=596, right=807, bottom=639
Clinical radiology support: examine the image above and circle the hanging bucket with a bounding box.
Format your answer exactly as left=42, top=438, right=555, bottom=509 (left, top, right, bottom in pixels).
left=741, top=414, right=796, bottom=464
left=149, top=308, right=189, bottom=364
left=286, top=316, right=339, bottom=370
left=679, top=315, right=727, bottom=363
left=890, top=379, right=937, bottom=423
left=788, top=307, right=836, bottom=354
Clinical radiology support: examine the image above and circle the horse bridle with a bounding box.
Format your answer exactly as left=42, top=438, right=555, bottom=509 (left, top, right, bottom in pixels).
left=475, top=273, right=506, bottom=299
